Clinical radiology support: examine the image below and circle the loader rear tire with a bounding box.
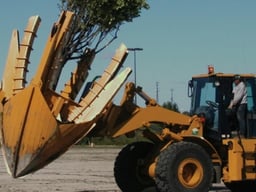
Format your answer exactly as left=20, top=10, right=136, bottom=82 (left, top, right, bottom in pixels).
left=155, top=141, right=213, bottom=192
left=114, top=141, right=155, bottom=192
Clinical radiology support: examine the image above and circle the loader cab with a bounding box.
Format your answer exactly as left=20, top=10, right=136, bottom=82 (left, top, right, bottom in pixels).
left=188, top=70, right=256, bottom=141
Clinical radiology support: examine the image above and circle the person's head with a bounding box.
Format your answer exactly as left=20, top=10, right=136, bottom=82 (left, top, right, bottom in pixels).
left=233, top=74, right=241, bottom=85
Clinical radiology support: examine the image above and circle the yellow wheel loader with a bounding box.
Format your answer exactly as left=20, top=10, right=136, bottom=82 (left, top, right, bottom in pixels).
left=1, top=11, right=256, bottom=192
left=90, top=69, right=256, bottom=192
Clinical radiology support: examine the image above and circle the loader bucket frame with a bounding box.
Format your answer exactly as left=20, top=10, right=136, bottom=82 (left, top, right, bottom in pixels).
left=0, top=11, right=131, bottom=178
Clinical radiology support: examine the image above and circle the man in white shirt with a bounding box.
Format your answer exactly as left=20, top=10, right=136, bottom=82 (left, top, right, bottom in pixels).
left=228, top=74, right=247, bottom=137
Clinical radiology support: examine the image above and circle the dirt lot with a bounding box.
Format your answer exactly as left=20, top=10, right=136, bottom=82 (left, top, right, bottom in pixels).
left=0, top=146, right=230, bottom=192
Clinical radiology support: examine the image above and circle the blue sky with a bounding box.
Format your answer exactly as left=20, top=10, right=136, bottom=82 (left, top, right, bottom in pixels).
left=1, top=1, right=256, bottom=112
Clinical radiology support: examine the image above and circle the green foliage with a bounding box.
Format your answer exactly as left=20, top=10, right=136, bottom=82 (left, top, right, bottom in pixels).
left=162, top=101, right=180, bottom=112
left=60, top=0, right=149, bottom=30
left=77, top=130, right=149, bottom=146
left=58, top=0, right=150, bottom=61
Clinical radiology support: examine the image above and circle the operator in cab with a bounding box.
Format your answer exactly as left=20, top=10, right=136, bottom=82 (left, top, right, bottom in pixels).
left=228, top=74, right=248, bottom=137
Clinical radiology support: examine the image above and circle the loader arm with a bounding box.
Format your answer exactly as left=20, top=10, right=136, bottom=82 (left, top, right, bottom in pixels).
left=88, top=82, right=204, bottom=139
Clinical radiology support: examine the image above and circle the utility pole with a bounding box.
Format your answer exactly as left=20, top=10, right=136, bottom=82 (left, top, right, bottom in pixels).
left=156, top=82, right=159, bottom=103
left=127, top=48, right=143, bottom=104
left=170, top=88, right=174, bottom=104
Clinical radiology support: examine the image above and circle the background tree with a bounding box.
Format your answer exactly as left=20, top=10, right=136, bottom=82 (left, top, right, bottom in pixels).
left=162, top=101, right=180, bottom=112
left=58, top=0, right=149, bottom=63
left=55, top=1, right=150, bottom=145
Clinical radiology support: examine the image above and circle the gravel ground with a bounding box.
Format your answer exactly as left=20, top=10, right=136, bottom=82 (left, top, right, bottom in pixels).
left=0, top=146, right=230, bottom=192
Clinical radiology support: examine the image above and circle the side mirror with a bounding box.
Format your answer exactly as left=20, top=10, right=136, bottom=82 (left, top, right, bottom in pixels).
left=188, top=80, right=193, bottom=97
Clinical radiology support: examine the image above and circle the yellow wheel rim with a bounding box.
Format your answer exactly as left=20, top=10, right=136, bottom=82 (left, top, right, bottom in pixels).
left=178, top=158, right=203, bottom=188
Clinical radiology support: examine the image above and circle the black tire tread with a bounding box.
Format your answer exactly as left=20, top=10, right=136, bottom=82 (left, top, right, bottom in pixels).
left=114, top=141, right=155, bottom=192
left=155, top=141, right=213, bottom=192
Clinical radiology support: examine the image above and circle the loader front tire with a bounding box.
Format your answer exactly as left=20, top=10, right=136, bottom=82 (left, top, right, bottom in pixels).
left=155, top=141, right=213, bottom=192
left=114, top=141, right=155, bottom=192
